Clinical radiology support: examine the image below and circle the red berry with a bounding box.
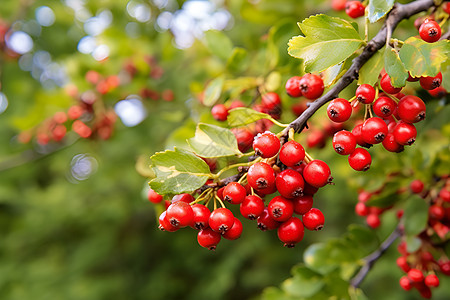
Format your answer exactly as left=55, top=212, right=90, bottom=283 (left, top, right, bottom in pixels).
left=277, top=216, right=304, bottom=247
left=410, top=179, right=424, bottom=194
left=373, top=96, right=396, bottom=118
left=209, top=207, right=235, bottom=233
left=292, top=195, right=314, bottom=215
left=276, top=169, right=305, bottom=199
left=303, top=160, right=332, bottom=188
left=247, top=162, right=276, bottom=190
left=306, top=129, right=326, bottom=149
left=223, top=182, right=247, bottom=204
left=332, top=0, right=347, bottom=11
left=356, top=84, right=376, bottom=104
left=279, top=140, right=305, bottom=167
left=439, top=260, right=450, bottom=275
left=327, top=98, right=352, bottom=122
left=396, top=256, right=411, bottom=272
left=348, top=148, right=372, bottom=171
left=420, top=72, right=443, bottom=90
left=172, top=193, right=195, bottom=204
left=240, top=195, right=265, bottom=220
left=358, top=191, right=372, bottom=203
left=444, top=3, right=450, bottom=14
left=382, top=133, right=404, bottom=153
left=352, top=123, right=372, bottom=148
left=268, top=195, right=294, bottom=222
left=345, top=1, right=365, bottom=18
left=197, top=227, right=221, bottom=250
left=302, top=208, right=324, bottom=231
left=52, top=124, right=67, bottom=141
left=424, top=274, right=439, bottom=287
left=166, top=201, right=194, bottom=228
left=222, top=217, right=243, bottom=240
left=253, top=131, right=281, bottom=158
left=380, top=73, right=402, bottom=94
left=232, top=128, right=254, bottom=152
left=261, top=92, right=281, bottom=115
left=72, top=120, right=92, bottom=138
left=158, top=211, right=178, bottom=232
left=299, top=73, right=324, bottom=100
left=355, top=202, right=369, bottom=216
left=285, top=76, right=303, bottom=97
left=257, top=207, right=281, bottom=231
left=229, top=99, right=245, bottom=109
left=332, top=130, right=356, bottom=155
left=393, top=122, right=417, bottom=145
left=439, top=187, right=450, bottom=202
left=211, top=104, right=229, bottom=121
left=407, top=268, right=424, bottom=282
left=399, top=276, right=412, bottom=291
left=366, top=213, right=380, bottom=228
left=191, top=204, right=211, bottom=230
left=362, top=117, right=388, bottom=144
left=148, top=188, right=163, bottom=204
left=419, top=19, right=441, bottom=43
left=68, top=105, right=84, bottom=120
left=291, top=101, right=308, bottom=116
left=397, top=95, right=426, bottom=123
left=428, top=86, right=447, bottom=98
left=429, top=204, right=445, bottom=220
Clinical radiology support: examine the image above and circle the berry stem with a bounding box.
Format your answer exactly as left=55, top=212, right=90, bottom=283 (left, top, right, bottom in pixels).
left=215, top=194, right=226, bottom=209
left=304, top=152, right=313, bottom=164
left=214, top=160, right=260, bottom=179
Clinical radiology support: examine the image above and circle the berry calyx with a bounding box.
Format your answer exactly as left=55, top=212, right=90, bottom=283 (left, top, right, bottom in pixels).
left=191, top=204, right=211, bottom=230
left=253, top=131, right=281, bottom=158
left=257, top=207, right=281, bottom=231
left=302, top=208, right=325, bottom=231
left=222, top=217, right=243, bottom=240
left=285, top=76, right=303, bottom=97
left=166, top=201, right=195, bottom=228
left=240, top=195, right=265, bottom=220
left=420, top=72, right=442, bottom=90
left=397, top=95, right=426, bottom=123
left=247, top=162, right=276, bottom=190
left=356, top=84, right=376, bottom=104
left=332, top=130, right=357, bottom=155
left=158, top=211, right=179, bottom=232
left=303, top=160, right=332, bottom=188
left=362, top=117, right=388, bottom=144
left=393, top=122, right=417, bottom=145
left=197, top=227, right=221, bottom=250
left=352, top=123, right=373, bottom=148
left=277, top=217, right=304, bottom=247
left=276, top=169, right=305, bottom=199
left=348, top=148, right=372, bottom=171
left=299, top=73, right=324, bottom=100
left=373, top=96, right=396, bottom=118
left=279, top=140, right=305, bottom=167
left=268, top=196, right=295, bottom=222
left=419, top=19, right=441, bottom=43
left=209, top=208, right=235, bottom=234
left=327, top=98, right=352, bottom=123
left=223, top=182, right=247, bottom=204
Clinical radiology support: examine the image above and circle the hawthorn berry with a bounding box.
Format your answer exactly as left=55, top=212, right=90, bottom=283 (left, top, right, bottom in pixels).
left=439, top=187, right=450, bottom=202
left=209, top=207, right=235, bottom=233
left=362, top=117, right=388, bottom=144
left=253, top=131, right=281, bottom=158
left=352, top=123, right=372, bottom=148
left=285, top=76, right=303, bottom=97
left=407, top=268, right=424, bottom=282
left=419, top=19, right=441, bottom=43
left=261, top=92, right=281, bottom=115
left=366, top=213, right=380, bottom=228
left=327, top=98, right=352, bottom=123
left=373, top=96, right=396, bottom=118
left=393, top=122, right=417, bottom=146
left=197, top=227, right=221, bottom=250
left=355, top=202, right=369, bottom=216
left=68, top=105, right=84, bottom=120
left=356, top=84, right=376, bottom=104
left=257, top=207, right=281, bottom=231
left=348, top=148, right=372, bottom=171
left=382, top=133, right=404, bottom=153
left=345, top=1, right=365, bottom=18
left=148, top=188, right=163, bottom=204
left=380, top=73, right=402, bottom=94
left=268, top=196, right=295, bottom=222
left=424, top=274, right=439, bottom=287
left=306, top=129, right=326, bottom=149
left=292, top=195, right=314, bottom=215
left=299, top=73, right=324, bottom=100
left=52, top=125, right=67, bottom=142
left=399, top=276, right=412, bottom=291
left=191, top=204, right=211, bottom=230
left=222, top=217, right=243, bottom=240
left=331, top=0, right=346, bottom=11
left=279, top=140, right=305, bottom=167
left=228, top=99, right=246, bottom=109
left=396, top=256, right=411, bottom=272
left=172, top=193, right=195, bottom=204
left=211, top=104, right=228, bottom=121
left=223, top=182, right=247, bottom=204
left=420, top=72, right=442, bottom=90
left=158, top=211, right=178, bottom=232
left=397, top=95, right=426, bottom=123
left=303, top=160, right=332, bottom=188
left=232, top=128, right=254, bottom=152
left=276, top=169, right=305, bottom=199
left=166, top=201, right=194, bottom=228
left=277, top=217, right=304, bottom=248
left=439, top=260, right=450, bottom=275
left=302, top=208, right=324, bottom=231
left=240, top=195, right=265, bottom=220
left=247, top=162, right=276, bottom=190
left=332, top=130, right=356, bottom=155
left=429, top=204, right=445, bottom=220
left=428, top=86, right=447, bottom=98
left=72, top=120, right=92, bottom=138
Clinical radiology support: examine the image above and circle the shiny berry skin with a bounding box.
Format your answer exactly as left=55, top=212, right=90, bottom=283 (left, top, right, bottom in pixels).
left=229, top=100, right=245, bottom=109
left=439, top=260, right=450, bottom=275
left=223, top=217, right=243, bottom=240
left=240, top=195, right=265, bottom=219
left=277, top=217, right=304, bottom=248
left=232, top=128, right=254, bottom=152
left=172, top=193, right=195, bottom=204
left=306, top=129, right=326, bottom=149
left=303, top=182, right=319, bottom=196
left=223, top=182, right=247, bottom=204
left=429, top=204, right=445, bottom=220
left=299, top=73, right=324, bottom=100
left=355, top=202, right=369, bottom=216
left=285, top=76, right=303, bottom=97
left=166, top=201, right=194, bottom=228
left=158, top=211, right=178, bottom=232
left=428, top=86, right=447, bottom=98
left=373, top=96, right=396, bottom=118
left=147, top=188, right=163, bottom=203
left=397, top=95, right=426, bottom=123
left=332, top=130, right=356, bottom=155
left=279, top=140, right=305, bottom=167
left=191, top=204, right=211, bottom=230
left=366, top=213, right=380, bottom=228
left=327, top=98, right=352, bottom=122
left=396, top=256, right=411, bottom=272
left=345, top=1, right=365, bottom=18
left=393, top=122, right=417, bottom=145
left=303, top=160, right=332, bottom=188
left=407, top=268, right=424, bottom=282
left=382, top=133, right=404, bottom=153
left=348, top=148, right=372, bottom=171
left=352, top=123, right=372, bottom=148
left=399, top=276, right=412, bottom=291
left=424, top=274, right=440, bottom=287
left=302, top=208, right=324, bottom=231
left=419, top=19, right=441, bottom=43
left=439, top=187, right=450, bottom=202
left=268, top=196, right=294, bottom=222
left=332, top=0, right=347, bottom=11
left=444, top=3, right=450, bottom=14
left=356, top=84, right=376, bottom=104
left=420, top=72, right=442, bottom=90
left=257, top=207, right=281, bottom=231
left=211, top=104, right=228, bottom=121
left=247, top=162, right=276, bottom=190
left=197, top=227, right=221, bottom=250
left=380, top=73, right=402, bottom=94
left=362, top=117, right=388, bottom=144
left=292, top=195, right=314, bottom=215
left=253, top=131, right=281, bottom=158
left=261, top=92, right=281, bottom=114
left=208, top=208, right=235, bottom=234
left=276, top=169, right=305, bottom=199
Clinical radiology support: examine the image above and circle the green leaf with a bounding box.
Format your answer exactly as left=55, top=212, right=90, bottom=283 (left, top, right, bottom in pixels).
left=399, top=37, right=449, bottom=77
left=405, top=235, right=422, bottom=253
left=403, top=195, right=429, bottom=236
left=345, top=224, right=379, bottom=257
left=261, top=287, right=292, bottom=300
left=304, top=243, right=338, bottom=274
left=384, top=46, right=408, bottom=88
left=149, top=148, right=210, bottom=195
left=282, top=265, right=324, bottom=297
left=264, top=71, right=281, bottom=92
left=227, top=107, right=271, bottom=128
left=203, top=76, right=225, bottom=107
left=204, top=30, right=233, bottom=61
left=368, top=0, right=394, bottom=23
left=358, top=49, right=384, bottom=86
left=226, top=47, right=249, bottom=73
left=288, top=14, right=363, bottom=73
left=188, top=123, right=242, bottom=158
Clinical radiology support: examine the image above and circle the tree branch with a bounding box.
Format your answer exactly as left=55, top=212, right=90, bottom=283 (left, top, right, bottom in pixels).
left=280, top=0, right=437, bottom=144
left=350, top=225, right=402, bottom=288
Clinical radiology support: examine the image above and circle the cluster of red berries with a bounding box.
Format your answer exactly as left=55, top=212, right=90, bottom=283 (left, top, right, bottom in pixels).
left=330, top=0, right=365, bottom=19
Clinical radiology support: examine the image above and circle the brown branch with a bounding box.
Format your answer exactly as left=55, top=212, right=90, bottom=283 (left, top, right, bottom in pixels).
left=280, top=0, right=437, bottom=144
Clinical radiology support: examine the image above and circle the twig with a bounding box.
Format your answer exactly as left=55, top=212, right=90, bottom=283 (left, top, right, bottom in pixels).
left=350, top=225, right=402, bottom=288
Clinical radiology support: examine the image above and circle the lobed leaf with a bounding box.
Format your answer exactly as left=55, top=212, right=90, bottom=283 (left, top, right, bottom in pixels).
left=403, top=195, right=429, bottom=236
left=368, top=0, right=394, bottom=23
left=384, top=46, right=408, bottom=88
left=282, top=265, right=324, bottom=297
left=203, top=76, right=225, bottom=107
left=227, top=107, right=271, bottom=128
